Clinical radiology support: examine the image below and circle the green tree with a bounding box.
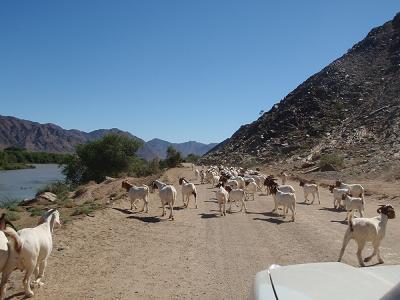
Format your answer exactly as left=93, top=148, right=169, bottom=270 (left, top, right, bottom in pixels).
left=63, top=134, right=142, bottom=184
left=165, top=146, right=182, bottom=168
left=185, top=153, right=200, bottom=164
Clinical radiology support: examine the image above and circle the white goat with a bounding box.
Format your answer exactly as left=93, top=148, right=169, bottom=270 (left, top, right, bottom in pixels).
left=122, top=181, right=150, bottom=212
left=336, top=180, right=364, bottom=199
left=13, top=209, right=61, bottom=297
left=0, top=216, right=21, bottom=300
left=151, top=180, right=177, bottom=220
left=178, top=177, right=198, bottom=208
left=342, top=193, right=365, bottom=220
left=270, top=185, right=296, bottom=221
left=230, top=176, right=245, bottom=189
left=338, top=204, right=395, bottom=267
left=279, top=172, right=288, bottom=185
left=211, top=175, right=220, bottom=188
left=244, top=181, right=258, bottom=201
left=200, top=170, right=206, bottom=184
left=215, top=186, right=229, bottom=216
left=299, top=181, right=320, bottom=204
left=277, top=185, right=295, bottom=194
left=225, top=186, right=247, bottom=213
left=329, top=185, right=348, bottom=209
left=194, top=169, right=200, bottom=180
left=226, top=179, right=239, bottom=190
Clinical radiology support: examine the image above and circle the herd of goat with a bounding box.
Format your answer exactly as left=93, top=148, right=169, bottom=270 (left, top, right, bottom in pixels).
left=121, top=164, right=396, bottom=268
left=0, top=164, right=394, bottom=299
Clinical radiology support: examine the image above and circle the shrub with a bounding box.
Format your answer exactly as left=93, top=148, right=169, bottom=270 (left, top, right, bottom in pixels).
left=63, top=134, right=142, bottom=184
left=319, top=153, right=344, bottom=168
left=0, top=199, right=21, bottom=210
left=27, top=207, right=45, bottom=217
left=36, top=181, right=70, bottom=197
left=71, top=202, right=100, bottom=216
left=165, top=146, right=182, bottom=168
left=5, top=210, right=20, bottom=221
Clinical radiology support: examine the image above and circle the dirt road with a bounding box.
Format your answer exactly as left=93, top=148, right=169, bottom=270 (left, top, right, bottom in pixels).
left=5, top=166, right=400, bottom=299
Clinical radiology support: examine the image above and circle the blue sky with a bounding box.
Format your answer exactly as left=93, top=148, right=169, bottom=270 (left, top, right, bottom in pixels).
left=1, top=1, right=399, bottom=144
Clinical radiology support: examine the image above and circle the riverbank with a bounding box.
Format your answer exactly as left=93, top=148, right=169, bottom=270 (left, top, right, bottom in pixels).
left=0, top=163, right=35, bottom=170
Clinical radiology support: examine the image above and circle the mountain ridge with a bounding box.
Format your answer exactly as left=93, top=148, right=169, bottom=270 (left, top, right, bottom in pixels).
left=0, top=115, right=217, bottom=159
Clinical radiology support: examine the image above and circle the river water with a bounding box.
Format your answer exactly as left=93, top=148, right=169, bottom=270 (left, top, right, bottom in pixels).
left=0, top=164, right=65, bottom=202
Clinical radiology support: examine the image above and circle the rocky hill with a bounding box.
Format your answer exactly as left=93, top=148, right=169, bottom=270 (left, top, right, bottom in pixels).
left=0, top=115, right=217, bottom=159
left=203, top=13, right=400, bottom=176
left=0, top=115, right=142, bottom=153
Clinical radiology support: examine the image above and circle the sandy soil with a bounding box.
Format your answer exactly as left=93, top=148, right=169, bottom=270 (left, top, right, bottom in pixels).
left=4, top=165, right=400, bottom=299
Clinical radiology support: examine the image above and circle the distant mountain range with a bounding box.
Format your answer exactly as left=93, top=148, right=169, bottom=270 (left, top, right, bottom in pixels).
left=0, top=115, right=217, bottom=160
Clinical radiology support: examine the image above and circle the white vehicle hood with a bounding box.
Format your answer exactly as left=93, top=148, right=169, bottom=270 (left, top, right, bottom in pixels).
left=253, top=262, right=400, bottom=300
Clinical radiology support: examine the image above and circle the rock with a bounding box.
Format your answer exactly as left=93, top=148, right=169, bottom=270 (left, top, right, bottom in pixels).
left=36, top=192, right=57, bottom=203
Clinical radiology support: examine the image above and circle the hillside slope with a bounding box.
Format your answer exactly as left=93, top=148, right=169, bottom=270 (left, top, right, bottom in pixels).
left=203, top=13, right=400, bottom=174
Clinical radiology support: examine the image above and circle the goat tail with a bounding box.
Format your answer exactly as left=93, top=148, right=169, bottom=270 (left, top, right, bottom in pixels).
left=2, top=227, right=22, bottom=253
left=348, top=212, right=354, bottom=231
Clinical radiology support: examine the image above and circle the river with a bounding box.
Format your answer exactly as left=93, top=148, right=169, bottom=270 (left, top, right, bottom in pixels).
left=0, top=164, right=65, bottom=202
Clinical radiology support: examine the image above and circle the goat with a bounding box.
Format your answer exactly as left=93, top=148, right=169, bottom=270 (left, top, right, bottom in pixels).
left=151, top=180, right=177, bottom=220
left=0, top=215, right=21, bottom=300
left=224, top=186, right=247, bottom=213
left=299, top=181, right=320, bottom=204
left=200, top=170, right=206, bottom=184
left=122, top=181, right=149, bottom=212
left=329, top=185, right=348, bottom=209
left=211, top=175, right=220, bottom=188
left=269, top=185, right=296, bottom=221
left=178, top=177, right=197, bottom=208
left=230, top=176, right=245, bottom=189
left=215, top=186, right=229, bottom=216
left=335, top=180, right=364, bottom=199
left=338, top=204, right=395, bottom=267
left=194, top=169, right=200, bottom=180
left=342, top=193, right=365, bottom=220
left=244, top=181, right=258, bottom=201
left=279, top=171, right=288, bottom=185
left=13, top=209, right=61, bottom=297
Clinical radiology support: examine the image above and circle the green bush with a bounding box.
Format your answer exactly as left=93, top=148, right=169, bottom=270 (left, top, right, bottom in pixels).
left=165, top=146, right=182, bottom=168
left=319, top=153, right=344, bottom=168
left=0, top=199, right=20, bottom=210
left=185, top=153, right=200, bottom=164
left=71, top=202, right=100, bottom=216
left=36, top=181, right=70, bottom=196
left=5, top=210, right=20, bottom=221
left=27, top=207, right=45, bottom=217
left=63, top=134, right=142, bottom=184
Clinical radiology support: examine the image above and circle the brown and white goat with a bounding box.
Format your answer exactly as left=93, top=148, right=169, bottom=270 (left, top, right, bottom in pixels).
left=338, top=204, right=395, bottom=267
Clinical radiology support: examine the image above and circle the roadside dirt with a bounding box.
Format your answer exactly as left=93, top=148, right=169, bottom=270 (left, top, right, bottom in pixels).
left=4, top=165, right=400, bottom=299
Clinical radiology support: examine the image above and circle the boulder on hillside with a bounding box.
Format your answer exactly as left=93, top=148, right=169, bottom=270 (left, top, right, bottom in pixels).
left=19, top=191, right=57, bottom=206
left=36, top=192, right=57, bottom=203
